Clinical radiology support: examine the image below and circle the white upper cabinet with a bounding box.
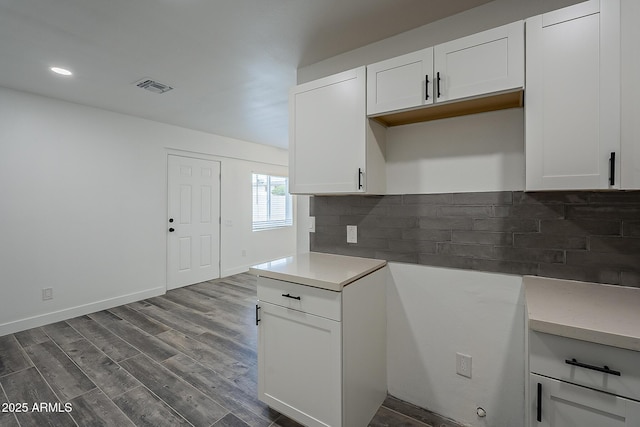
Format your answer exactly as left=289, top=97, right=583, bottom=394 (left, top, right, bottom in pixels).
left=289, top=67, right=386, bottom=195
left=366, top=48, right=434, bottom=115
left=525, top=0, right=621, bottom=191
left=366, top=21, right=524, bottom=118
left=434, top=21, right=524, bottom=103
left=621, top=0, right=640, bottom=189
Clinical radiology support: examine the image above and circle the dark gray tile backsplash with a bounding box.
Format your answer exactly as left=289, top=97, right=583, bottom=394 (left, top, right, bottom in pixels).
left=309, top=191, right=640, bottom=287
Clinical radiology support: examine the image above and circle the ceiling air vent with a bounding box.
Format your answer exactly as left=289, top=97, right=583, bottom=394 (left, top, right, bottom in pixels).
left=134, top=78, right=173, bottom=94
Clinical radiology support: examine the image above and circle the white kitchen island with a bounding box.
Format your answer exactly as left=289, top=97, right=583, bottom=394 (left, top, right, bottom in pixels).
left=250, top=252, right=387, bottom=427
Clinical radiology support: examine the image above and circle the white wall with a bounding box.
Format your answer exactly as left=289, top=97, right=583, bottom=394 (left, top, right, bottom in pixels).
left=0, top=87, right=295, bottom=335
left=386, top=108, right=525, bottom=194
left=387, top=263, right=525, bottom=427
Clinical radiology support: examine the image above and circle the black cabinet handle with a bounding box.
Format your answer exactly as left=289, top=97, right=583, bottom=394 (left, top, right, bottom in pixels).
left=282, top=293, right=301, bottom=300
left=169, top=218, right=174, bottom=223
left=255, top=305, right=261, bottom=325
left=565, top=358, right=621, bottom=376
left=169, top=228, right=175, bottom=232
left=609, top=152, right=616, bottom=186
left=358, top=168, right=363, bottom=190
left=425, top=74, right=430, bottom=100
left=537, top=383, right=542, bottom=422
left=436, top=72, right=441, bottom=98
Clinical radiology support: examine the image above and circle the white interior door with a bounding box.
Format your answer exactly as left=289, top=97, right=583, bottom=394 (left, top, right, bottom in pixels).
left=167, top=155, right=220, bottom=290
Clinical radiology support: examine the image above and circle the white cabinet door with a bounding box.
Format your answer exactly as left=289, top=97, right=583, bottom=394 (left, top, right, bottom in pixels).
left=525, top=0, right=620, bottom=190
left=290, top=67, right=366, bottom=194
left=290, top=66, right=386, bottom=195
left=258, top=301, right=342, bottom=427
left=621, top=0, right=640, bottom=189
left=434, top=21, right=524, bottom=103
left=530, top=374, right=640, bottom=427
left=367, top=48, right=434, bottom=115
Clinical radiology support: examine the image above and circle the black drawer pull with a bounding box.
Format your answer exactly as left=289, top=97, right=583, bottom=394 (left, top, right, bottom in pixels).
left=425, top=74, right=430, bottom=100
left=282, top=293, right=301, bottom=300
left=255, top=305, right=261, bottom=326
left=609, top=152, right=616, bottom=186
left=537, top=382, right=542, bottom=422
left=565, top=358, right=621, bottom=376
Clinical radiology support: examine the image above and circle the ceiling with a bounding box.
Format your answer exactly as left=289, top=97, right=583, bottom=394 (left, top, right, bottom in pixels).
left=0, top=0, right=493, bottom=149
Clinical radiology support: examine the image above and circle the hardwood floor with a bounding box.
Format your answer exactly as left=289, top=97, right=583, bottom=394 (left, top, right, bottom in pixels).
left=0, top=273, right=444, bottom=427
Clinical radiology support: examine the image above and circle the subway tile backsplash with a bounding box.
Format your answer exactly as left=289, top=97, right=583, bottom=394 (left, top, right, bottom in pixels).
left=309, top=191, right=640, bottom=287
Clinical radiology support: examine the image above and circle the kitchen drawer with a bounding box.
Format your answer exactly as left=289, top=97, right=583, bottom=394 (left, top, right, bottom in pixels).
left=530, top=331, right=640, bottom=401
left=257, top=277, right=341, bottom=321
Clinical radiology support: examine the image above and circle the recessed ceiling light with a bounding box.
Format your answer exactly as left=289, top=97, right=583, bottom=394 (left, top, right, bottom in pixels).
left=50, top=67, right=73, bottom=76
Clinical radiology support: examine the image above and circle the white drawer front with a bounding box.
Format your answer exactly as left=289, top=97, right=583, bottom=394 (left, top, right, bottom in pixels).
left=257, top=277, right=341, bottom=321
left=530, top=331, right=640, bottom=401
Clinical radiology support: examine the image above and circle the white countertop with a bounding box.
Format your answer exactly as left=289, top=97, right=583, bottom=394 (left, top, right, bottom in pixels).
left=249, top=252, right=387, bottom=291
left=524, top=276, right=640, bottom=352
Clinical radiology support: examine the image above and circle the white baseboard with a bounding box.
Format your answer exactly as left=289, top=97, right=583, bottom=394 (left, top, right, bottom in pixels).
left=0, top=286, right=166, bottom=337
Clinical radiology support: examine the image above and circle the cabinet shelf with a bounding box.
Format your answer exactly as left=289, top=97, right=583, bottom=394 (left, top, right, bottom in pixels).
left=370, top=89, right=523, bottom=127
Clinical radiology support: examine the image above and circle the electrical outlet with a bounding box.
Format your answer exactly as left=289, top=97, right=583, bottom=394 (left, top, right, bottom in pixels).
left=456, top=352, right=472, bottom=378
left=42, top=288, right=53, bottom=301
left=346, top=225, right=357, bottom=243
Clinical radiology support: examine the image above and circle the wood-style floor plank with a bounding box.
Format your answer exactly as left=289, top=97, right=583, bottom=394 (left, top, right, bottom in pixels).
left=0, top=335, right=31, bottom=377
left=119, top=354, right=228, bottom=427
left=57, top=338, right=141, bottom=399
left=88, top=311, right=177, bottom=362
left=0, top=367, right=76, bottom=427
left=127, top=300, right=208, bottom=337
left=0, top=384, right=20, bottom=427
left=113, top=386, right=189, bottom=427
left=108, top=306, right=170, bottom=336
left=156, top=330, right=250, bottom=381
left=69, top=388, right=136, bottom=427
left=42, top=321, right=85, bottom=347
left=147, top=297, right=246, bottom=342
left=212, top=413, right=251, bottom=427
left=13, top=327, right=49, bottom=348
left=66, top=315, right=140, bottom=362
left=23, top=339, right=96, bottom=401
left=161, top=353, right=274, bottom=425
left=161, top=288, right=218, bottom=313
left=193, top=331, right=256, bottom=367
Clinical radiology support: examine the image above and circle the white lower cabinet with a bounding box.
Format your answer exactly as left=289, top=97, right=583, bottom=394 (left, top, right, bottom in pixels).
left=256, top=269, right=387, bottom=427
left=529, top=331, right=640, bottom=426
left=259, top=301, right=342, bottom=426
left=531, top=374, right=640, bottom=427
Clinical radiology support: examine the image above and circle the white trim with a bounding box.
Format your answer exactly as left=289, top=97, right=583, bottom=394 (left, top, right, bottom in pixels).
left=0, top=286, right=165, bottom=336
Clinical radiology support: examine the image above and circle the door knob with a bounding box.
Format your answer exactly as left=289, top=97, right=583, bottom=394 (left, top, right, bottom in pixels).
left=169, top=228, right=175, bottom=232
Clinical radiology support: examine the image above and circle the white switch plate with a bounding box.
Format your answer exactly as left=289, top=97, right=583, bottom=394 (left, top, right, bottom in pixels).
left=346, top=225, right=357, bottom=243
left=456, top=353, right=472, bottom=378
left=309, top=216, right=316, bottom=233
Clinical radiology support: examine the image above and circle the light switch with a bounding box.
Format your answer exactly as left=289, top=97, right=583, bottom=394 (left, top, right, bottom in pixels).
left=346, top=225, right=357, bottom=244
left=309, top=216, right=316, bottom=233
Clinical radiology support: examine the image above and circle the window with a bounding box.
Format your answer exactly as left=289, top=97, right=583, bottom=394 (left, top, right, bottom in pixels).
left=252, top=173, right=293, bottom=230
